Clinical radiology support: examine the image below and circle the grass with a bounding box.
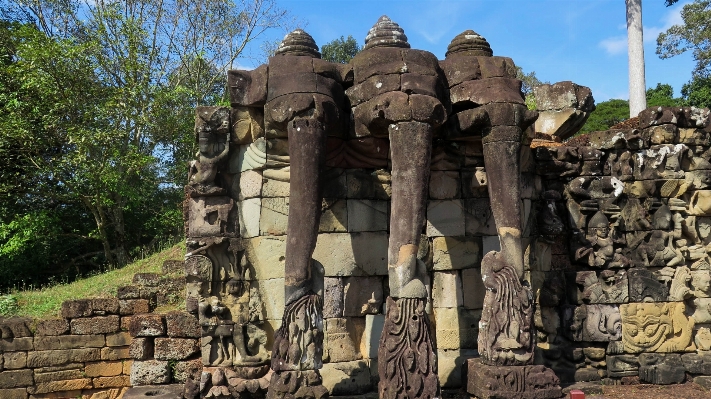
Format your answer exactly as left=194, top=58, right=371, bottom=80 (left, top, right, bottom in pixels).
left=6, top=242, right=185, bottom=320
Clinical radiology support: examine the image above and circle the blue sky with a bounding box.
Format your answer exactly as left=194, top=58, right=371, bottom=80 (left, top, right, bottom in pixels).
left=245, top=0, right=697, bottom=103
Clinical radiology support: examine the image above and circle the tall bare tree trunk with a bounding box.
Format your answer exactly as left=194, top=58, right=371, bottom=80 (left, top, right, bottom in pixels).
left=627, top=0, right=647, bottom=117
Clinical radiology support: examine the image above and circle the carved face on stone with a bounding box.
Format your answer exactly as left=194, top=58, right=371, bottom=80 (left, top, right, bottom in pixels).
left=226, top=278, right=243, bottom=296
left=621, top=304, right=671, bottom=351
left=692, top=271, right=711, bottom=296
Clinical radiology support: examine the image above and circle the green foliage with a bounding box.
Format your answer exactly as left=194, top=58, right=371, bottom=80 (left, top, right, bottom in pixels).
left=321, top=35, right=360, bottom=64
left=579, top=99, right=630, bottom=134
left=682, top=76, right=711, bottom=108
left=657, top=0, right=711, bottom=78
left=0, top=294, right=18, bottom=316
left=515, top=66, right=548, bottom=110
left=646, top=83, right=685, bottom=107
left=0, top=0, right=290, bottom=287
left=579, top=83, right=687, bottom=135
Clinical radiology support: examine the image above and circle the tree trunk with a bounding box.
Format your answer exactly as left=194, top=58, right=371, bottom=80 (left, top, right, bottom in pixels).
left=83, top=197, right=114, bottom=266
left=626, top=0, right=647, bottom=117
left=110, top=194, right=129, bottom=267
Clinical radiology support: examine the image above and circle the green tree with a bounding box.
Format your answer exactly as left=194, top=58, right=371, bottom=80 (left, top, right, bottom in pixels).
left=0, top=0, right=292, bottom=283
left=321, top=35, right=360, bottom=64
left=682, top=76, right=711, bottom=108
left=646, top=83, right=685, bottom=107
left=657, top=0, right=711, bottom=77
left=579, top=99, right=630, bottom=134
left=515, top=66, right=547, bottom=110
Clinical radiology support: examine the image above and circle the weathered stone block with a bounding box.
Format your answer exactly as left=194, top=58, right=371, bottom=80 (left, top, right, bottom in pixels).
left=106, top=332, right=131, bottom=347
left=84, top=361, right=123, bottom=377
left=93, top=375, right=130, bottom=388
left=260, top=197, right=289, bottom=235
left=27, top=378, right=92, bottom=395
left=91, top=298, right=120, bottom=315
left=129, top=314, right=165, bottom=337
left=324, top=318, right=363, bottom=363
left=362, top=314, right=384, bottom=360
left=434, top=307, right=479, bottom=350
left=119, top=299, right=150, bottom=315
left=0, top=337, right=33, bottom=352
left=34, top=319, right=69, bottom=336
left=0, top=369, right=33, bottom=389
left=238, top=197, right=261, bottom=238
left=255, top=278, right=285, bottom=320
left=465, top=198, right=497, bottom=236
left=2, top=352, right=26, bottom=369
left=0, top=388, right=27, bottom=399
left=130, top=360, right=171, bottom=386
left=681, top=351, right=711, bottom=374
left=347, top=199, right=388, bottom=232
left=70, top=315, right=120, bottom=335
left=607, top=355, right=639, bottom=378
left=427, top=200, right=465, bottom=237
left=101, top=346, right=130, bottom=361
left=319, top=199, right=348, bottom=233
left=34, top=368, right=84, bottom=384
left=165, top=312, right=200, bottom=338
left=432, top=236, right=481, bottom=270
left=432, top=271, right=463, bottom=308
left=429, top=171, right=461, bottom=199
left=154, top=338, right=199, bottom=360
left=27, top=348, right=100, bottom=367
left=467, top=358, right=562, bottom=399
left=343, top=276, right=383, bottom=316
left=320, top=360, right=372, bottom=396
left=261, top=177, right=289, bottom=197
left=313, top=232, right=388, bottom=276
left=243, top=235, right=286, bottom=280
left=34, top=335, right=105, bottom=350
left=461, top=268, right=485, bottom=310
left=638, top=353, right=685, bottom=384
left=323, top=277, right=344, bottom=319
left=438, top=349, right=477, bottom=389
left=129, top=338, right=154, bottom=360
left=61, top=299, right=93, bottom=319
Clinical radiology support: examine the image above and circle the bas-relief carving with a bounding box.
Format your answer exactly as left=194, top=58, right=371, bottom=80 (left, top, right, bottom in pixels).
left=620, top=302, right=696, bottom=353
left=189, top=106, right=231, bottom=196
left=563, top=304, right=621, bottom=342
left=570, top=270, right=628, bottom=304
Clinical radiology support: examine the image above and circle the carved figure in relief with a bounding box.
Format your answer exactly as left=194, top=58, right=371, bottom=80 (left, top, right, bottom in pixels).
left=576, top=270, right=628, bottom=304
left=620, top=302, right=696, bottom=353
left=222, top=279, right=269, bottom=365
left=199, top=296, right=234, bottom=366
left=574, top=211, right=626, bottom=268
left=189, top=107, right=231, bottom=194
left=639, top=205, right=686, bottom=267
left=565, top=304, right=621, bottom=342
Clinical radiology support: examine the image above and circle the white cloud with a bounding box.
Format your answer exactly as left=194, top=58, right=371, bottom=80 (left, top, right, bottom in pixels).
left=598, top=1, right=687, bottom=56
left=600, top=36, right=628, bottom=55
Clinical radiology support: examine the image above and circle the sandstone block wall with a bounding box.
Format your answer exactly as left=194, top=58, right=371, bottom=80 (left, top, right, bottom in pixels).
left=0, top=261, right=197, bottom=399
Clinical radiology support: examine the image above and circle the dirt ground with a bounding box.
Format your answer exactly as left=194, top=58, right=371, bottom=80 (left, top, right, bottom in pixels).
left=586, top=382, right=711, bottom=399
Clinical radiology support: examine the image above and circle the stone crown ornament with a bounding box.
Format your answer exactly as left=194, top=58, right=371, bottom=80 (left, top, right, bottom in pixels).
left=446, top=29, right=493, bottom=57
left=274, top=29, right=321, bottom=58
left=363, top=15, right=410, bottom=50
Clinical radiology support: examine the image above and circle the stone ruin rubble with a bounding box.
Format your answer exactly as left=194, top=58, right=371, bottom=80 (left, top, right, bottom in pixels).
left=181, top=15, right=711, bottom=399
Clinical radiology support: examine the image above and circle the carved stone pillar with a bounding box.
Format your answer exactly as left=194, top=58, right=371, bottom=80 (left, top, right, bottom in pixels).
left=441, top=30, right=562, bottom=399
left=348, top=16, right=446, bottom=399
